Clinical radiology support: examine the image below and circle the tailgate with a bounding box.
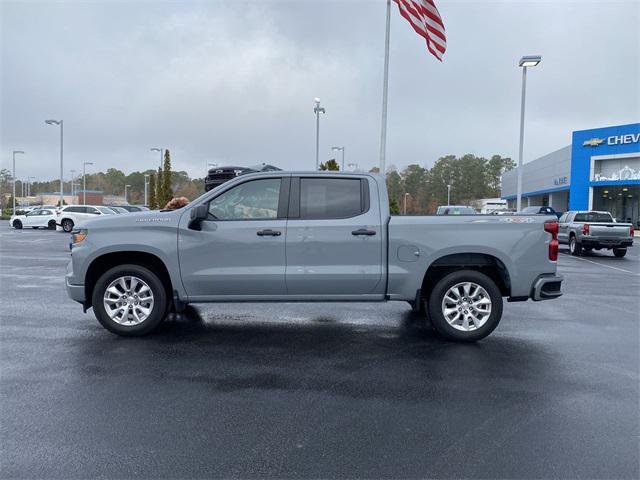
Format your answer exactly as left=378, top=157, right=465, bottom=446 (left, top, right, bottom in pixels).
left=588, top=223, right=631, bottom=238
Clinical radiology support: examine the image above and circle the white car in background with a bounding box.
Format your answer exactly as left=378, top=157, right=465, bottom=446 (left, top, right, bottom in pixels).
left=56, top=205, right=116, bottom=232
left=10, top=208, right=58, bottom=230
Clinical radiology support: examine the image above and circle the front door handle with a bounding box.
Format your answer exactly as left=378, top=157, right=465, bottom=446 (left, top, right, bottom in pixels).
left=352, top=228, right=376, bottom=236
left=257, top=229, right=281, bottom=237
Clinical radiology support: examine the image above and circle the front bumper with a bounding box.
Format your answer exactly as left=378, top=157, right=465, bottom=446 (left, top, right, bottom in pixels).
left=531, top=274, right=563, bottom=301
left=66, top=277, right=86, bottom=303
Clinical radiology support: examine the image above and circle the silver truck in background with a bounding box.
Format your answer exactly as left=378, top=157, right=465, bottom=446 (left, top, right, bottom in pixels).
left=65, top=172, right=563, bottom=342
left=558, top=211, right=634, bottom=257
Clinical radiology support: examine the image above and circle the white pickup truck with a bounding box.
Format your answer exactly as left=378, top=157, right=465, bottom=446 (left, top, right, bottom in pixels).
left=65, top=172, right=563, bottom=342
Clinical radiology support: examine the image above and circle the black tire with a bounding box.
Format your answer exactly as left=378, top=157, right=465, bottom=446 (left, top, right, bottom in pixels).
left=613, top=248, right=627, bottom=258
left=61, top=218, right=74, bottom=232
left=92, top=264, right=168, bottom=336
left=12, top=220, right=22, bottom=229
left=569, top=235, right=582, bottom=256
left=427, top=270, right=503, bottom=342
left=48, top=220, right=56, bottom=230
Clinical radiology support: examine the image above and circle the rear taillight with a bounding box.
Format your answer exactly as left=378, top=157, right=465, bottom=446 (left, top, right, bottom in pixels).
left=631, top=225, right=635, bottom=237
left=582, top=224, right=590, bottom=235
left=544, top=220, right=559, bottom=261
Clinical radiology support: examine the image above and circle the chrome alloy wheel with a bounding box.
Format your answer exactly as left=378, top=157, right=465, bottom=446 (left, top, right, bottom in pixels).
left=103, top=276, right=154, bottom=326
left=441, top=281, right=492, bottom=332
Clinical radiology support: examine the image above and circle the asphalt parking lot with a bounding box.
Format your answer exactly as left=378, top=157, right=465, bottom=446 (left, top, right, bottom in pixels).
left=1, top=220, right=639, bottom=479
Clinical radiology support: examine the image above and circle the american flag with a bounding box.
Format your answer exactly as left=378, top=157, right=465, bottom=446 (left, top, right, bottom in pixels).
left=393, top=0, right=447, bottom=61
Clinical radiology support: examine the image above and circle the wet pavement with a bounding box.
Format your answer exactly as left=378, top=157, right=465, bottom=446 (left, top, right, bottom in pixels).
left=1, top=220, right=639, bottom=479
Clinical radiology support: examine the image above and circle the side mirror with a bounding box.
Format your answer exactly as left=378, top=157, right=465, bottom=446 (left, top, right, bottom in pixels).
left=189, top=204, right=208, bottom=229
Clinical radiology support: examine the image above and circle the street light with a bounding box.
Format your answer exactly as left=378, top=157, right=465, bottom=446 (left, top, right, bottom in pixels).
left=70, top=169, right=76, bottom=199
left=150, top=147, right=163, bottom=168
left=27, top=176, right=35, bottom=197
left=313, top=98, right=326, bottom=170
left=82, top=161, right=94, bottom=205
left=447, top=184, right=452, bottom=205
left=404, top=192, right=410, bottom=215
left=45, top=119, right=64, bottom=207
left=331, top=146, right=345, bottom=171
left=124, top=184, right=131, bottom=204
left=516, top=55, right=542, bottom=212
left=11, top=150, right=24, bottom=216
left=144, top=174, right=149, bottom=206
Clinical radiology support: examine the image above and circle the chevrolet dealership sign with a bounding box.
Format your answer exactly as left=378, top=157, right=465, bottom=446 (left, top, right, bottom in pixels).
left=583, top=133, right=640, bottom=147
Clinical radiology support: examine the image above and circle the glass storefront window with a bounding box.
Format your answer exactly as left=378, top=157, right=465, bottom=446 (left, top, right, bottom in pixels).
left=592, top=185, right=639, bottom=227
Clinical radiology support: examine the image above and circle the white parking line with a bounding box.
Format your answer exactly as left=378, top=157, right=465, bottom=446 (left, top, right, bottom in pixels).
left=560, top=253, right=639, bottom=275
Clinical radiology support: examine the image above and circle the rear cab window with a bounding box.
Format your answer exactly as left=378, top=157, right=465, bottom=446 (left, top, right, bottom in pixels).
left=574, top=212, right=614, bottom=223
left=297, top=177, right=366, bottom=219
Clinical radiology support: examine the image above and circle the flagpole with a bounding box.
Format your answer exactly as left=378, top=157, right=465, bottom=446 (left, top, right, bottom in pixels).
left=379, top=0, right=391, bottom=174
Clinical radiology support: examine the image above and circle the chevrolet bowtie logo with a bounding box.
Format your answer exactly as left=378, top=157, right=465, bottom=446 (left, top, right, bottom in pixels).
left=583, top=138, right=605, bottom=147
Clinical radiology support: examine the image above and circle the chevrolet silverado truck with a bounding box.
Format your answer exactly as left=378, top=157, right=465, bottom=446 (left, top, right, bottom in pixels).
left=65, top=172, right=563, bottom=341
left=558, top=210, right=634, bottom=257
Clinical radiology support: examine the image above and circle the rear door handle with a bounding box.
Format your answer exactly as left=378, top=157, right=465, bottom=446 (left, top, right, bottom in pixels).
left=257, top=229, right=281, bottom=236
left=352, top=228, right=376, bottom=236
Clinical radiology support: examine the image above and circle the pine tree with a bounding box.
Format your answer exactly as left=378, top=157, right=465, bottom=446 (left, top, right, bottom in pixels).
left=162, top=149, right=174, bottom=205
left=156, top=167, right=164, bottom=208
left=148, top=172, right=157, bottom=209
left=319, top=159, right=340, bottom=171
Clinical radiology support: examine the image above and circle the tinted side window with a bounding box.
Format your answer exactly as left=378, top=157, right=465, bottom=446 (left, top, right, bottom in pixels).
left=86, top=207, right=99, bottom=214
left=65, top=206, right=81, bottom=213
left=300, top=178, right=363, bottom=219
left=208, top=178, right=281, bottom=220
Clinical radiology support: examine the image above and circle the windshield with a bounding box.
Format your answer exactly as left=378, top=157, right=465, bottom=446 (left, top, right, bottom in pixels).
left=574, top=212, right=614, bottom=223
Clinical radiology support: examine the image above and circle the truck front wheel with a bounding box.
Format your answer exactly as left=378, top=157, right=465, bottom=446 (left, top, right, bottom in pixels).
left=428, top=270, right=503, bottom=342
left=92, top=264, right=168, bottom=336
left=569, top=235, right=582, bottom=256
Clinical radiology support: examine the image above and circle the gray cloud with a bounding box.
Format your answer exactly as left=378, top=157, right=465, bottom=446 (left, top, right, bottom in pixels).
left=1, top=0, right=638, bottom=183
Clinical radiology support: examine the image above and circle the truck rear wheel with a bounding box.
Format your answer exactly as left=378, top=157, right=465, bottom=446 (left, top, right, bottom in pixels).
left=613, top=248, right=627, bottom=258
left=427, top=270, right=503, bottom=342
left=92, top=264, right=168, bottom=336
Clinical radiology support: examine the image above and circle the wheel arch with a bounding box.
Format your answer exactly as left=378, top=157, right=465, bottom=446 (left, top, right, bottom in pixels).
left=85, top=251, right=173, bottom=308
left=420, top=253, right=511, bottom=304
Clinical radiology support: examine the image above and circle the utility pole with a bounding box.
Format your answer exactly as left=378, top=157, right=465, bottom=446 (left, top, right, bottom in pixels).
left=144, top=174, right=149, bottom=206
left=12, top=150, right=24, bottom=216
left=45, top=119, right=63, bottom=206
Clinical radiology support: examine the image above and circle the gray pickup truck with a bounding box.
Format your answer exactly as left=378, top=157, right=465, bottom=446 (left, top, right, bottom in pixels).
left=558, top=211, right=634, bottom=257
left=65, top=172, right=563, bottom=341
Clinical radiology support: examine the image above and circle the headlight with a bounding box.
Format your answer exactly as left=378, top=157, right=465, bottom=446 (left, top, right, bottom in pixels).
left=72, top=228, right=88, bottom=244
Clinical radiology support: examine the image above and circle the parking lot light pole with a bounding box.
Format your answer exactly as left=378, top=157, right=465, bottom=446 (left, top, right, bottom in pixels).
left=516, top=55, right=542, bottom=212
left=144, top=174, right=149, bottom=206
left=447, top=184, right=451, bottom=205
left=404, top=192, right=409, bottom=215
left=314, top=98, right=325, bottom=170
left=124, top=184, right=131, bottom=204
left=82, top=161, right=93, bottom=205
left=45, top=119, right=63, bottom=207
left=11, top=150, right=24, bottom=216
left=331, top=146, right=345, bottom=171
left=150, top=147, right=163, bottom=168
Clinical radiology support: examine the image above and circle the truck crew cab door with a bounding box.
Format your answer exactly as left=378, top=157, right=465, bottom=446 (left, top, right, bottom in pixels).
left=178, top=175, right=290, bottom=300
left=285, top=175, right=384, bottom=298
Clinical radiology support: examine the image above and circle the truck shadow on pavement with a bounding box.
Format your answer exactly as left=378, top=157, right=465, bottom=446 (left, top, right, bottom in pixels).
left=76, top=305, right=570, bottom=403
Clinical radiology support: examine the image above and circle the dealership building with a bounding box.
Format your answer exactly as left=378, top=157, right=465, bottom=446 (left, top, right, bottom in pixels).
left=501, top=122, right=640, bottom=226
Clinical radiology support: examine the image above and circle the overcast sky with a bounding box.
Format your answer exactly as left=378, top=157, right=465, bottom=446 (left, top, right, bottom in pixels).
left=1, top=0, right=639, bottom=181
